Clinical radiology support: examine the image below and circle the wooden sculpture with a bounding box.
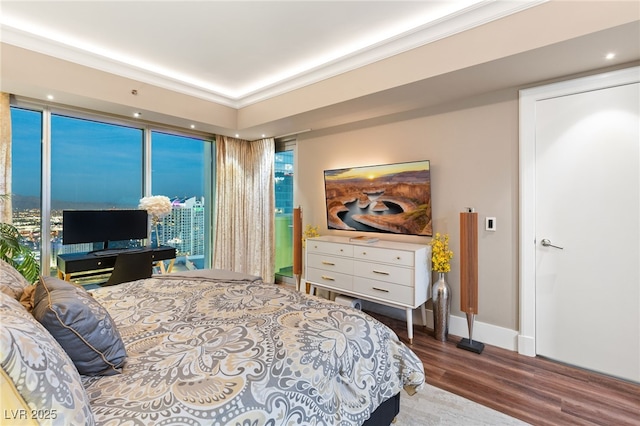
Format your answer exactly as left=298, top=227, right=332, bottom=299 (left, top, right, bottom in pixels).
left=458, top=208, right=485, bottom=353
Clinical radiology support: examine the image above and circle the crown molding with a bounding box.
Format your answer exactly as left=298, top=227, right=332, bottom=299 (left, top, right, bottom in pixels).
left=0, top=0, right=546, bottom=109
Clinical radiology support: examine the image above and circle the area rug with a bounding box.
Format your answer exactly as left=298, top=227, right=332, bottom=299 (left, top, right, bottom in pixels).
left=396, top=384, right=529, bottom=425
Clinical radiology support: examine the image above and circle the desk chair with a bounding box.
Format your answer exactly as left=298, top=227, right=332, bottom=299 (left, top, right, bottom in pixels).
left=104, top=250, right=154, bottom=286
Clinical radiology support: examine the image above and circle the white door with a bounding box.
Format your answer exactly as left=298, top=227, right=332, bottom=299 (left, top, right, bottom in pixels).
left=534, top=81, right=639, bottom=382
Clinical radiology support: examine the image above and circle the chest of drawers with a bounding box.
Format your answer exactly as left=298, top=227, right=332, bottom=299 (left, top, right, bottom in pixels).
left=305, top=236, right=431, bottom=343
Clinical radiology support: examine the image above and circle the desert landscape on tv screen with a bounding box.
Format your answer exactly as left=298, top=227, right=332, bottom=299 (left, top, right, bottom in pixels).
left=324, top=161, right=432, bottom=236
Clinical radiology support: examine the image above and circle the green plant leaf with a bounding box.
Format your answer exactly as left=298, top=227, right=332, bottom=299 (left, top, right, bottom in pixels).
left=0, top=222, right=40, bottom=284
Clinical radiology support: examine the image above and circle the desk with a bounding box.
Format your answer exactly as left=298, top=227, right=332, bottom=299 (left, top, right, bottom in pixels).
left=57, top=246, right=177, bottom=282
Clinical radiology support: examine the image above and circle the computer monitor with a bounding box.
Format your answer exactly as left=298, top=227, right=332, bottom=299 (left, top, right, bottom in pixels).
left=62, top=210, right=148, bottom=249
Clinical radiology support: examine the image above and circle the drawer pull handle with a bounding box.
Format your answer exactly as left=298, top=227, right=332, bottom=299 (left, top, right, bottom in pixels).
left=373, top=270, right=390, bottom=275
left=321, top=275, right=335, bottom=281
left=372, top=287, right=389, bottom=293
left=322, top=261, right=335, bottom=266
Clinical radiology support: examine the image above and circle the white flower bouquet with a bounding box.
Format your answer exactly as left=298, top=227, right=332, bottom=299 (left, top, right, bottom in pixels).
left=139, top=195, right=172, bottom=222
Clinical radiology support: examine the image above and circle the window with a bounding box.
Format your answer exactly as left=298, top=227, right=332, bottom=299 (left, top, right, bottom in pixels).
left=9, top=103, right=215, bottom=278
left=51, top=115, right=144, bottom=269
left=274, top=141, right=295, bottom=280
left=9, top=107, right=42, bottom=266
left=151, top=131, right=214, bottom=270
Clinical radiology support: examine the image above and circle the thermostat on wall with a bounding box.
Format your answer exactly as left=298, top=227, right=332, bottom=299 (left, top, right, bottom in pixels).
left=486, top=217, right=496, bottom=231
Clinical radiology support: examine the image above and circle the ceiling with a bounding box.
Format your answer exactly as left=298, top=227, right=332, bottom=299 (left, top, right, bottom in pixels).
left=1, top=1, right=639, bottom=139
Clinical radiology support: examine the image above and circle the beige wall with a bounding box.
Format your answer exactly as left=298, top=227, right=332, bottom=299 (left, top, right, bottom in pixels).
left=296, top=88, right=520, bottom=330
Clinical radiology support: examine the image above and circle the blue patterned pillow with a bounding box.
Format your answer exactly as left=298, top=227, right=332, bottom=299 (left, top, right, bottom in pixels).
left=0, top=292, right=95, bottom=424
left=32, top=276, right=127, bottom=376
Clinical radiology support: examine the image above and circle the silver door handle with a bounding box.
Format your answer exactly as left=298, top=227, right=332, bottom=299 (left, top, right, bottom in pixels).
left=541, top=238, right=563, bottom=250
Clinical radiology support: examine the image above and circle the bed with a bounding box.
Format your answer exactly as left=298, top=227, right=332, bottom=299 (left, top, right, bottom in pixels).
left=1, top=263, right=425, bottom=425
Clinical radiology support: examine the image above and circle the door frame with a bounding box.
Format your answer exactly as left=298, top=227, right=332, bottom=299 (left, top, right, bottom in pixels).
left=518, top=66, right=640, bottom=356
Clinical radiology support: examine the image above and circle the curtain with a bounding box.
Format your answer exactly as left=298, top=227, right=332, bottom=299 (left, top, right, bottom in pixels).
left=213, top=136, right=275, bottom=282
left=0, top=93, right=11, bottom=223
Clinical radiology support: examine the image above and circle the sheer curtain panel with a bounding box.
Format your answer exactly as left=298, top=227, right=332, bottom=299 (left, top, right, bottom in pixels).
left=214, top=136, right=275, bottom=282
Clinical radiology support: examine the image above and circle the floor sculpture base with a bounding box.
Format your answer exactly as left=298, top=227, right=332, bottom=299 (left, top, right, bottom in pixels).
left=457, top=338, right=485, bottom=354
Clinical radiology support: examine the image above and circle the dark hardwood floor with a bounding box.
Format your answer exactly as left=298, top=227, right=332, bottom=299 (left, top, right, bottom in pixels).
left=368, top=312, right=640, bottom=426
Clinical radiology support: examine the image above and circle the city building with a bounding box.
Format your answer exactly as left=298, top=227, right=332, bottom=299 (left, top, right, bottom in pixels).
left=160, top=197, right=205, bottom=258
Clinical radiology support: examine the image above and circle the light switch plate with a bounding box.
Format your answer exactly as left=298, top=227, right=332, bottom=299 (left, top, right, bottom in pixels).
left=486, top=217, right=496, bottom=231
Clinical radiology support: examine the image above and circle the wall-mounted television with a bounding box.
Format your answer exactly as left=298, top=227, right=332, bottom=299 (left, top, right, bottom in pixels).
left=323, top=160, right=432, bottom=236
left=62, top=210, right=148, bottom=249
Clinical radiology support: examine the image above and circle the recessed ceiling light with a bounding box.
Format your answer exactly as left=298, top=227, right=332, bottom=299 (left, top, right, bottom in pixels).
left=133, top=112, right=142, bottom=118
left=261, top=134, right=266, bottom=138
left=190, top=124, right=195, bottom=129
left=46, top=94, right=54, bottom=100
left=605, top=52, right=616, bottom=60
left=235, top=134, right=239, bottom=138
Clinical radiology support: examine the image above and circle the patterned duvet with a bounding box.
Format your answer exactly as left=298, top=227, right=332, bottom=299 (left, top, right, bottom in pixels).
left=82, top=272, right=425, bottom=425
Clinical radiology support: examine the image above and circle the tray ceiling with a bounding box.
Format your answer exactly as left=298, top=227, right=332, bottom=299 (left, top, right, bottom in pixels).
left=1, top=0, right=544, bottom=107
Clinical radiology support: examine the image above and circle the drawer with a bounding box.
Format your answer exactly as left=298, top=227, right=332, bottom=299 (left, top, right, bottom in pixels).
left=61, top=257, right=116, bottom=273
left=353, top=260, right=413, bottom=286
left=306, top=241, right=353, bottom=257
left=306, top=267, right=353, bottom=291
left=307, top=253, right=353, bottom=275
left=352, top=246, right=414, bottom=267
left=353, top=277, right=415, bottom=306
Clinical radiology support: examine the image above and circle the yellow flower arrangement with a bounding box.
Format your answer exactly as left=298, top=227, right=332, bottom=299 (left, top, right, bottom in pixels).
left=430, top=233, right=454, bottom=273
left=302, top=224, right=320, bottom=247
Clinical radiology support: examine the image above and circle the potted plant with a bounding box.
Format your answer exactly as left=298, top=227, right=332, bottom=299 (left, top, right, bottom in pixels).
left=0, top=194, right=40, bottom=283
left=0, top=222, right=40, bottom=284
